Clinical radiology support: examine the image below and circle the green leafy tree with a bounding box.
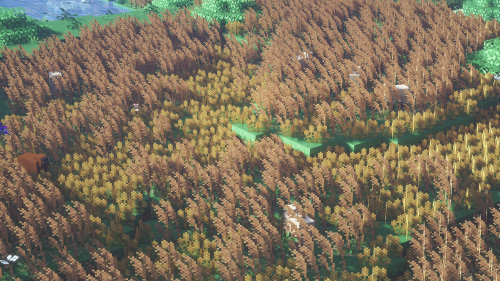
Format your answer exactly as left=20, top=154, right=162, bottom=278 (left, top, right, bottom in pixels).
left=189, top=0, right=256, bottom=28
left=465, top=37, right=500, bottom=76
left=148, top=0, right=194, bottom=13
left=461, top=0, right=500, bottom=21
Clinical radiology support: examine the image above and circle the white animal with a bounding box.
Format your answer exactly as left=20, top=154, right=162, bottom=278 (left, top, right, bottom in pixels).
left=0, top=254, right=19, bottom=265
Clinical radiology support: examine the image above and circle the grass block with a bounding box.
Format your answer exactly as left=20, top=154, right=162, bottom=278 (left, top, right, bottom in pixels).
left=386, top=115, right=475, bottom=147
left=75, top=245, right=125, bottom=265
left=75, top=248, right=92, bottom=264
left=450, top=190, right=500, bottom=226
left=278, top=135, right=343, bottom=157
left=374, top=221, right=413, bottom=246
left=384, top=190, right=500, bottom=257
left=231, top=123, right=277, bottom=142
left=231, top=119, right=342, bottom=157
left=477, top=98, right=499, bottom=109
left=386, top=257, right=408, bottom=277
left=230, top=99, right=499, bottom=155
left=145, top=187, right=163, bottom=205
left=338, top=134, right=387, bottom=153
left=142, top=220, right=166, bottom=240
left=328, top=252, right=406, bottom=278
left=108, top=246, right=125, bottom=259
left=386, top=97, right=498, bottom=148
left=133, top=212, right=143, bottom=222
left=124, top=225, right=134, bottom=236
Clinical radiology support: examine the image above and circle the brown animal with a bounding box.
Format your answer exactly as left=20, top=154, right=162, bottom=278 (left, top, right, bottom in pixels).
left=17, top=152, right=49, bottom=174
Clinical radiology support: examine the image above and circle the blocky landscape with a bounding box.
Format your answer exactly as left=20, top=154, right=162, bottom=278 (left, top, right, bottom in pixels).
left=1, top=0, right=500, bottom=280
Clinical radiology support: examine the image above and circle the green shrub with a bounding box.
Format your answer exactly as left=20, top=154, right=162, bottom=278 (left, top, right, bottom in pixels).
left=444, top=0, right=466, bottom=10
left=0, top=7, right=52, bottom=46
left=461, top=0, right=500, bottom=21
left=150, top=0, right=194, bottom=13
left=465, top=37, right=500, bottom=76
left=409, top=0, right=465, bottom=10
left=189, top=0, right=256, bottom=28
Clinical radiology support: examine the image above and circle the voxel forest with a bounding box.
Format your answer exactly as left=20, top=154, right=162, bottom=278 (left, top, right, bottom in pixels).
left=1, top=0, right=500, bottom=279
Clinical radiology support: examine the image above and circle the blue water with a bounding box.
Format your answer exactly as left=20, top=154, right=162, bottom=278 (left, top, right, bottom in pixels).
left=0, top=0, right=134, bottom=22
